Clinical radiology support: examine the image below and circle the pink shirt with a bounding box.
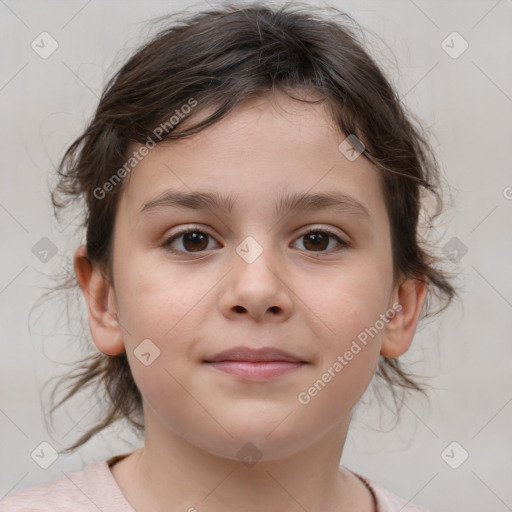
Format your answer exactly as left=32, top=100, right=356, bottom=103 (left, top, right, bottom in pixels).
left=0, top=453, right=430, bottom=511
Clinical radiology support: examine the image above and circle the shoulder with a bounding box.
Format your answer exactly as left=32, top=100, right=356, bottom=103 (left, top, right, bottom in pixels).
left=0, top=456, right=134, bottom=512
left=353, top=472, right=432, bottom=512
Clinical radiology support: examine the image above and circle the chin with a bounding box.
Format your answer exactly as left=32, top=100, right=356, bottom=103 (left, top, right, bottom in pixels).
left=202, top=425, right=309, bottom=463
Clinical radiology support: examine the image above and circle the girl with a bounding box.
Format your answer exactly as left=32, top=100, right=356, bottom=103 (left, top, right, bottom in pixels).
left=1, top=2, right=456, bottom=511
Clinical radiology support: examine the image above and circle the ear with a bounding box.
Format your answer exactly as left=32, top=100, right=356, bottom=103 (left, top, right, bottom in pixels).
left=380, top=275, right=428, bottom=358
left=73, top=246, right=125, bottom=356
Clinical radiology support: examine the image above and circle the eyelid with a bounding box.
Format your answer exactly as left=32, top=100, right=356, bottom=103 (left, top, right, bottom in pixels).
left=298, top=224, right=346, bottom=237
left=164, top=224, right=217, bottom=243
left=162, top=223, right=351, bottom=255
left=164, top=224, right=348, bottom=243
left=297, top=225, right=352, bottom=250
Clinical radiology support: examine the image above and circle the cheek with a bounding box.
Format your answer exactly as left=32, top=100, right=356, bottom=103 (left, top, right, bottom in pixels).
left=295, top=294, right=388, bottom=424
left=114, top=251, right=202, bottom=337
left=113, top=255, right=216, bottom=388
left=299, top=256, right=392, bottom=392
left=312, top=254, right=393, bottom=340
left=114, top=265, right=207, bottom=430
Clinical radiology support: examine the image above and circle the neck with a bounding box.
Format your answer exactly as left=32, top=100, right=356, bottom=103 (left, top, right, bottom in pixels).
left=111, top=407, right=375, bottom=512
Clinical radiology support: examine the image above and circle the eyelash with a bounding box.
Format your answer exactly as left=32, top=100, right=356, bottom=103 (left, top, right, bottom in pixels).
left=162, top=226, right=350, bottom=255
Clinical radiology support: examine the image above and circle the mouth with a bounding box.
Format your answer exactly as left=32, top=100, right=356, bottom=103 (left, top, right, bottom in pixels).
left=204, top=346, right=307, bottom=364
left=204, top=360, right=306, bottom=380
left=203, top=346, right=308, bottom=381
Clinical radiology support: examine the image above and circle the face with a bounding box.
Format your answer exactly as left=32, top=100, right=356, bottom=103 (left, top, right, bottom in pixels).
left=80, top=91, right=423, bottom=462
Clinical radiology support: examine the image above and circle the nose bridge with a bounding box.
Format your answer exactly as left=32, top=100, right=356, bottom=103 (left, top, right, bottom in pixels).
left=233, top=231, right=280, bottom=283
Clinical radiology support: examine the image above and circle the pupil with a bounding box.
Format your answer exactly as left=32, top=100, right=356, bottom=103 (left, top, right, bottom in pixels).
left=185, top=232, right=207, bottom=251
left=306, top=232, right=327, bottom=250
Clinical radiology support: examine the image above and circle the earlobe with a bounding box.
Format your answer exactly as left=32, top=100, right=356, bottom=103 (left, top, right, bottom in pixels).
left=73, top=246, right=125, bottom=356
left=380, top=275, right=428, bottom=358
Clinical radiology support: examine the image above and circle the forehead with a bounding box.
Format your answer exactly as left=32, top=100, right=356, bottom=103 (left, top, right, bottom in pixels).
left=116, top=92, right=387, bottom=227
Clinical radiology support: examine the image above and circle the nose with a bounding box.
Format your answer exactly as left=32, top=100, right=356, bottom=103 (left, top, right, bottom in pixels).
left=219, top=238, right=294, bottom=322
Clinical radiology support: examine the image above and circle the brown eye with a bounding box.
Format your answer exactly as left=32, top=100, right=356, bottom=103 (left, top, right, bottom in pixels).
left=162, top=226, right=349, bottom=256
left=292, top=228, right=349, bottom=253
left=163, top=229, right=216, bottom=253
left=302, top=232, right=329, bottom=251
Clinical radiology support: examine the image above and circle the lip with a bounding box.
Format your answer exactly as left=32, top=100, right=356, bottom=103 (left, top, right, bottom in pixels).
left=204, top=346, right=306, bottom=364
left=203, top=346, right=308, bottom=381
left=205, top=361, right=305, bottom=380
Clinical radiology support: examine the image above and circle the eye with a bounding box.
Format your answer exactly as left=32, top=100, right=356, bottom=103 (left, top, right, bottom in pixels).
left=291, top=227, right=350, bottom=253
left=162, top=226, right=350, bottom=255
left=162, top=227, right=218, bottom=254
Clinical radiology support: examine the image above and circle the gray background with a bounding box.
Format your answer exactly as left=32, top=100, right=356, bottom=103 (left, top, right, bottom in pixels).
left=1, top=1, right=511, bottom=510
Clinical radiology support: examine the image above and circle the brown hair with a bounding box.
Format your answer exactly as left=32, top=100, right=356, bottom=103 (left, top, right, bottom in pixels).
left=41, top=1, right=457, bottom=453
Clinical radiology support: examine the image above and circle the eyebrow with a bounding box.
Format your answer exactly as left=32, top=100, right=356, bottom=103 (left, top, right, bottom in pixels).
left=140, top=189, right=372, bottom=222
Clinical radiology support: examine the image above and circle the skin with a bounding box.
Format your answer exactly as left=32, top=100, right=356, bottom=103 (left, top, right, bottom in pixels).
left=74, top=90, right=427, bottom=512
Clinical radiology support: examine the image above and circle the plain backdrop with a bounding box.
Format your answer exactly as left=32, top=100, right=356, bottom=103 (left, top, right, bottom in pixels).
left=1, top=1, right=511, bottom=510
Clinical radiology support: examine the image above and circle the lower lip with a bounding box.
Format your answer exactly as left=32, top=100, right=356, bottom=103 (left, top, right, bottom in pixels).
left=206, top=361, right=305, bottom=380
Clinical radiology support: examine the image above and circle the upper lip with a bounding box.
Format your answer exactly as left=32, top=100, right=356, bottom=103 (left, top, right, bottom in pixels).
left=204, top=346, right=306, bottom=363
